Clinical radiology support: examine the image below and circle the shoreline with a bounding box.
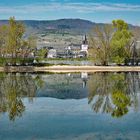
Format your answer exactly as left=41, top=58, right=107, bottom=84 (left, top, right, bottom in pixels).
left=1, top=65, right=140, bottom=73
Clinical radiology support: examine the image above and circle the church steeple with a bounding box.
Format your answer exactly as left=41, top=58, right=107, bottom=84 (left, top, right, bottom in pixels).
left=81, top=34, right=88, bottom=53
left=82, top=35, right=88, bottom=45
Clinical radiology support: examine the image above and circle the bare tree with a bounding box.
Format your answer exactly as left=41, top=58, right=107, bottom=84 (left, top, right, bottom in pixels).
left=89, top=24, right=113, bottom=65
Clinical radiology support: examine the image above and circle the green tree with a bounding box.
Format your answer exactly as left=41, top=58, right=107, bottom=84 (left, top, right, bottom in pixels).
left=111, top=19, right=133, bottom=64
left=0, top=17, right=37, bottom=65
left=7, top=17, right=25, bottom=59
left=89, top=19, right=133, bottom=65
left=0, top=25, right=8, bottom=57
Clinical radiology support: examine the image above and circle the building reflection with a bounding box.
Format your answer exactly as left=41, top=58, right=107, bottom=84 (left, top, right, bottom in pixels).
left=81, top=72, right=88, bottom=88
left=65, top=72, right=88, bottom=88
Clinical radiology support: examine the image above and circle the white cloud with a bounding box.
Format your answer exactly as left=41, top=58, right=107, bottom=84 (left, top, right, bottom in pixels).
left=0, top=2, right=140, bottom=14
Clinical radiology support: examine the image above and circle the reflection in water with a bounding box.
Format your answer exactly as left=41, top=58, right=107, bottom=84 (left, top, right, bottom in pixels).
left=88, top=72, right=140, bottom=118
left=0, top=72, right=140, bottom=121
left=0, top=73, right=88, bottom=121
left=0, top=73, right=43, bottom=121
left=81, top=72, right=88, bottom=88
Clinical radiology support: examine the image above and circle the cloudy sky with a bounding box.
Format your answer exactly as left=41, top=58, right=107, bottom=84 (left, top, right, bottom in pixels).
left=0, top=0, right=140, bottom=25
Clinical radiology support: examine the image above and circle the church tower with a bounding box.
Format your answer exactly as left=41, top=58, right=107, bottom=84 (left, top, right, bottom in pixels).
left=81, top=35, right=88, bottom=53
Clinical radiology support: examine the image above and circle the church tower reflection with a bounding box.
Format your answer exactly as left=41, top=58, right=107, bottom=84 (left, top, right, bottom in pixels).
left=81, top=72, right=88, bottom=88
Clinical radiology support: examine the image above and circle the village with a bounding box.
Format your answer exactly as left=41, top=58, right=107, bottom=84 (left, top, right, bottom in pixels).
left=37, top=35, right=89, bottom=59
left=34, top=34, right=140, bottom=66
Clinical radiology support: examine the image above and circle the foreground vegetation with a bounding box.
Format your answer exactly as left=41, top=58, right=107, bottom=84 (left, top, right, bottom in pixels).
left=89, top=19, right=140, bottom=65
left=0, top=17, right=36, bottom=65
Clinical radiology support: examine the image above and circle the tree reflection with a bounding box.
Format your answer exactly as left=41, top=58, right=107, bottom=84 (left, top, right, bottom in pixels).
left=88, top=73, right=113, bottom=114
left=0, top=72, right=139, bottom=120
left=0, top=73, right=44, bottom=121
left=88, top=72, right=140, bottom=118
left=111, top=90, right=131, bottom=117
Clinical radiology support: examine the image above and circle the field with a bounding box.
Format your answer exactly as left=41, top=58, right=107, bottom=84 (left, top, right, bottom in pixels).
left=37, top=33, right=83, bottom=50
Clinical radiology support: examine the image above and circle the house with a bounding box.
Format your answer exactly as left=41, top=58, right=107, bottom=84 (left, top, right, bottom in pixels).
left=78, top=51, right=87, bottom=58
left=47, top=49, right=57, bottom=58
left=57, top=51, right=68, bottom=58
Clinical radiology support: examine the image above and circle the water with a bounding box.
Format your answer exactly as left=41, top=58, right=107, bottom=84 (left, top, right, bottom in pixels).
left=0, top=72, right=140, bottom=140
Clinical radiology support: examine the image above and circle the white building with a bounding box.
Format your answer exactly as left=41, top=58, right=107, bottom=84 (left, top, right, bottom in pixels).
left=47, top=49, right=57, bottom=58
left=81, top=35, right=88, bottom=53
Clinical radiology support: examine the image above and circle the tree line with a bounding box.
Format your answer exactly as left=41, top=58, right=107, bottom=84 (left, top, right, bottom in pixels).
left=89, top=19, right=140, bottom=65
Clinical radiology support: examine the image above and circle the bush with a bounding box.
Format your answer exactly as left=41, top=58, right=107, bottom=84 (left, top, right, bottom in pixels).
left=32, top=63, right=53, bottom=67
left=0, top=57, right=34, bottom=66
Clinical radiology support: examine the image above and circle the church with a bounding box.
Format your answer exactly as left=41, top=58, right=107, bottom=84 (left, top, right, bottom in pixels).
left=78, top=35, right=89, bottom=58
left=81, top=35, right=88, bottom=53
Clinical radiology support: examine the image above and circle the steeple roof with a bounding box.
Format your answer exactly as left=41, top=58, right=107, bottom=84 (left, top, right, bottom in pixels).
left=82, top=35, right=88, bottom=45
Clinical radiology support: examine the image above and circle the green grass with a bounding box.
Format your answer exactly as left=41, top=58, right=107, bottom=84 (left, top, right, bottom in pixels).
left=0, top=57, right=91, bottom=67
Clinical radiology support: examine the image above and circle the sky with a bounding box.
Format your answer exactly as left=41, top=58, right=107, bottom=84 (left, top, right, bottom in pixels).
left=0, top=0, right=140, bottom=25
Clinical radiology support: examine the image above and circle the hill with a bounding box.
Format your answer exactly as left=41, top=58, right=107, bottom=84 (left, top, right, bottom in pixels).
left=0, top=18, right=139, bottom=35
left=0, top=19, right=139, bottom=49
left=0, top=19, right=104, bottom=35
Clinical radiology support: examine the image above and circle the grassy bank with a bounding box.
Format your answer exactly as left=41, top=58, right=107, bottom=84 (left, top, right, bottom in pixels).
left=0, top=65, right=140, bottom=73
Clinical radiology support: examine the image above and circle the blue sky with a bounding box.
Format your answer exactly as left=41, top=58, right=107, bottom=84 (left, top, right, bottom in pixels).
left=0, top=0, right=140, bottom=25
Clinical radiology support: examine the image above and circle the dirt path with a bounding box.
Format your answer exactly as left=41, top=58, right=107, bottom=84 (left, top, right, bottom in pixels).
left=0, top=65, right=140, bottom=73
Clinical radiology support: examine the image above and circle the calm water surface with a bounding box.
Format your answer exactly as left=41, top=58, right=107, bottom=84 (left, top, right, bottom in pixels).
left=0, top=72, right=140, bottom=140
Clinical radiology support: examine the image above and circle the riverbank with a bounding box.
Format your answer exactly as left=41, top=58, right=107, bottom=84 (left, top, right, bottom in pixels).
left=1, top=65, right=140, bottom=73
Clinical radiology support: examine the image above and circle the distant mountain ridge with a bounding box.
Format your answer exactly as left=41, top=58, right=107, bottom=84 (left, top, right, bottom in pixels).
left=0, top=18, right=138, bottom=35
